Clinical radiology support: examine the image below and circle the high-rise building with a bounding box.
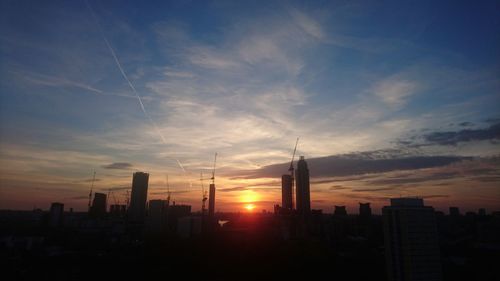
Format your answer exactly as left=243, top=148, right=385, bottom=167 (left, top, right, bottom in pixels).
left=128, top=172, right=149, bottom=222
left=89, top=192, right=107, bottom=218
left=295, top=156, right=310, bottom=217
left=383, top=198, right=442, bottom=281
left=208, top=183, right=216, bottom=219
left=281, top=174, right=293, bottom=210
left=359, top=203, right=372, bottom=217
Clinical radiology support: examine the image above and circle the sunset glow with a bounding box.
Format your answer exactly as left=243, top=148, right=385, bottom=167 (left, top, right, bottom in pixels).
left=244, top=204, right=256, bottom=212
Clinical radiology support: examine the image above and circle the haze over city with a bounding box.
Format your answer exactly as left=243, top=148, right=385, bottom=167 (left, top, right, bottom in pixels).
left=1, top=0, right=499, bottom=213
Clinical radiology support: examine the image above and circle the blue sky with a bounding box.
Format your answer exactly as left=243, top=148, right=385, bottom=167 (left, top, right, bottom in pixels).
left=1, top=0, right=499, bottom=212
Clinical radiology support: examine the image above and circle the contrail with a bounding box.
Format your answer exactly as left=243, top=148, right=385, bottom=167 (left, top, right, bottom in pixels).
left=85, top=0, right=186, bottom=174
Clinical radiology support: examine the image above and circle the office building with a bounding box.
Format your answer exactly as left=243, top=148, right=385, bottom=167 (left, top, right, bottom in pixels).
left=49, top=202, right=64, bottom=227
left=281, top=174, right=293, bottom=210
left=383, top=198, right=442, bottom=281
left=295, top=156, right=311, bottom=216
left=148, top=199, right=168, bottom=230
left=89, top=192, right=107, bottom=218
left=128, top=172, right=149, bottom=222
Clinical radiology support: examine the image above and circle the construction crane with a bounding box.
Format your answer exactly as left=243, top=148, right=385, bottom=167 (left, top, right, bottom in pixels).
left=109, top=190, right=118, bottom=205
left=125, top=190, right=130, bottom=209
left=200, top=171, right=208, bottom=214
left=211, top=152, right=218, bottom=185
left=288, top=138, right=299, bottom=209
left=88, top=170, right=96, bottom=212
left=165, top=175, right=171, bottom=204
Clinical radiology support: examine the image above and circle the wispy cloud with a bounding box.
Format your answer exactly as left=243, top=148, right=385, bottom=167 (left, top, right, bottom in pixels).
left=102, top=162, right=133, bottom=170
left=372, top=78, right=418, bottom=109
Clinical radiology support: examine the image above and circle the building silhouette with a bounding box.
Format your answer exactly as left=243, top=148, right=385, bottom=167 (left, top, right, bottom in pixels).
left=334, top=205, right=347, bottom=216
left=89, top=192, right=107, bottom=218
left=295, top=156, right=310, bottom=217
left=281, top=174, right=293, bottom=210
left=359, top=203, right=372, bottom=217
left=148, top=199, right=169, bottom=231
left=208, top=183, right=216, bottom=220
left=128, top=172, right=149, bottom=222
left=49, top=202, right=64, bottom=227
left=449, top=206, right=460, bottom=217
left=383, top=198, right=442, bottom=281
left=109, top=204, right=126, bottom=217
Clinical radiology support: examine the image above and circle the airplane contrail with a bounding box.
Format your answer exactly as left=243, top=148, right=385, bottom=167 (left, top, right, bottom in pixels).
left=85, top=0, right=187, bottom=174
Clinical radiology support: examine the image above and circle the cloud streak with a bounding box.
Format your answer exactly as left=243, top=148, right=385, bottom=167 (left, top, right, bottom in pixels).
left=102, top=162, right=133, bottom=170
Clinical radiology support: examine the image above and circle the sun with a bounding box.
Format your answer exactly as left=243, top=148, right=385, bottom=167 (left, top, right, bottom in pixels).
left=244, top=204, right=255, bottom=212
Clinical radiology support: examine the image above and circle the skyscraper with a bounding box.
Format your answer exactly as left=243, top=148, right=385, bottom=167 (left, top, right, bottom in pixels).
left=383, top=198, right=442, bottom=281
left=281, top=174, right=293, bottom=210
left=295, top=156, right=310, bottom=216
left=89, top=192, right=107, bottom=218
left=208, top=183, right=216, bottom=220
left=128, top=172, right=149, bottom=222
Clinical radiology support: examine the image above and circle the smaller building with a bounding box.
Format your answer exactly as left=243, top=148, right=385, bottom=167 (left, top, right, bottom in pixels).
left=49, top=202, right=64, bottom=227
left=334, top=206, right=347, bottom=216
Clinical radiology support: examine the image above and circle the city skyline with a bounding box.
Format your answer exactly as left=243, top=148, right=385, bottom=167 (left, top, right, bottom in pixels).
left=1, top=1, right=500, bottom=213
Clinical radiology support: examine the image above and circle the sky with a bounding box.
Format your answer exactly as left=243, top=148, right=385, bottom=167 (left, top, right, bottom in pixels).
left=1, top=0, right=499, bottom=214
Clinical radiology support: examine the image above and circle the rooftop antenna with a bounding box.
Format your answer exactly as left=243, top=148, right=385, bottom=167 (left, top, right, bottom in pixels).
left=88, top=170, right=96, bottom=212
left=288, top=138, right=299, bottom=209
left=211, top=153, right=218, bottom=185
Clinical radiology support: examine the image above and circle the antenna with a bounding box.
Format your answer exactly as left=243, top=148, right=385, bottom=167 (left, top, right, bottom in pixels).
left=201, top=171, right=208, bottom=214
left=288, top=138, right=299, bottom=209
left=289, top=137, right=299, bottom=172
left=88, top=170, right=96, bottom=212
left=166, top=174, right=171, bottom=203
left=211, top=153, right=217, bottom=185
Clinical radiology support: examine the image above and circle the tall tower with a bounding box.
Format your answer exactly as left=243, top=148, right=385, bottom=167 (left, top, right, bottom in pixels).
left=281, top=174, right=293, bottom=210
left=89, top=192, right=107, bottom=218
left=383, top=198, right=442, bottom=281
left=208, top=183, right=215, bottom=219
left=128, top=172, right=149, bottom=222
left=295, top=156, right=310, bottom=216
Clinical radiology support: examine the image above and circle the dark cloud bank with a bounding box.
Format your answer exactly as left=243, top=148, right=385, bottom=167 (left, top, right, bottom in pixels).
left=237, top=154, right=470, bottom=179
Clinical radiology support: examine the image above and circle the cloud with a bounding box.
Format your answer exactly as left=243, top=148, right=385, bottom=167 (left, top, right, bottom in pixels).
left=372, top=78, right=417, bottom=109
left=399, top=121, right=500, bottom=147
left=423, top=122, right=500, bottom=146
left=288, top=8, right=325, bottom=39
left=102, top=162, right=133, bottom=169
left=353, top=187, right=397, bottom=192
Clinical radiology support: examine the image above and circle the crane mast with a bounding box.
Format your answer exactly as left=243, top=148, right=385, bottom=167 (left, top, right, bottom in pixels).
left=289, top=138, right=299, bottom=209
left=88, top=170, right=96, bottom=212
left=201, top=172, right=208, bottom=214
left=211, top=153, right=217, bottom=185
